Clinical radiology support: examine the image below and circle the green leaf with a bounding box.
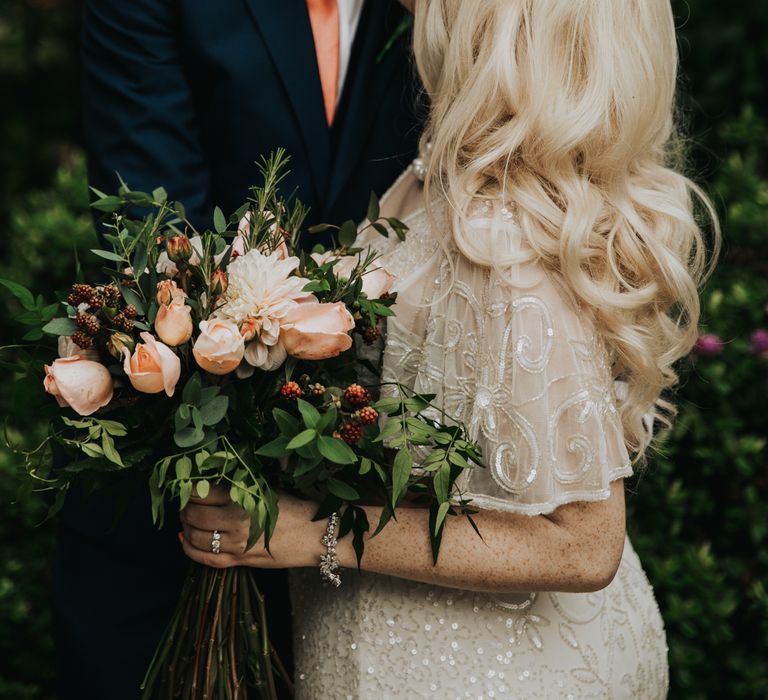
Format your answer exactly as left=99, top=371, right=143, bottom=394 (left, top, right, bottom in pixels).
left=317, top=435, right=358, bottom=465
left=99, top=420, right=127, bottom=437
left=316, top=404, right=338, bottom=434
left=175, top=456, right=192, bottom=481
left=90, top=195, right=123, bottom=212
left=372, top=222, right=389, bottom=238
left=196, top=479, right=210, bottom=499
left=182, top=373, right=203, bottom=405
left=326, top=478, right=360, bottom=501
left=199, top=395, right=229, bottom=426
left=391, top=448, right=413, bottom=507
left=255, top=436, right=290, bottom=458
left=434, top=501, right=451, bottom=536
left=90, top=248, right=126, bottom=262
left=0, top=278, right=36, bottom=311
left=359, top=457, right=372, bottom=475
left=174, top=426, right=204, bottom=448
left=339, top=219, right=358, bottom=248
left=42, top=317, right=78, bottom=336
left=366, top=191, right=380, bottom=223
left=179, top=480, right=193, bottom=510
left=101, top=433, right=124, bottom=467
left=286, top=429, right=317, bottom=450
left=297, top=398, right=321, bottom=429
left=80, top=442, right=104, bottom=458
left=307, top=223, right=334, bottom=234
left=433, top=463, right=451, bottom=502
left=273, top=408, right=300, bottom=435
left=213, top=206, right=227, bottom=233
left=152, top=186, right=168, bottom=203
left=373, top=397, right=402, bottom=415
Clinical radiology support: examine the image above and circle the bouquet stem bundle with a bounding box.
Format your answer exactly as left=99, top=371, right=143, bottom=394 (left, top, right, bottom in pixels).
left=141, top=565, right=291, bottom=700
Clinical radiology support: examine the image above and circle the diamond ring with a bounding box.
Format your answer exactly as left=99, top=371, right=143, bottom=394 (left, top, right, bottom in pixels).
left=211, top=530, right=222, bottom=554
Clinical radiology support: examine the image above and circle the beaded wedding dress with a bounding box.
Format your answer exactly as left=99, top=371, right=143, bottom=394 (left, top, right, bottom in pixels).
left=290, top=168, right=669, bottom=699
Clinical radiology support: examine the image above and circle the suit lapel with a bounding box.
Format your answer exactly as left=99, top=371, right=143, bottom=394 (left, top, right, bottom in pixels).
left=327, top=0, right=409, bottom=209
left=241, top=0, right=331, bottom=201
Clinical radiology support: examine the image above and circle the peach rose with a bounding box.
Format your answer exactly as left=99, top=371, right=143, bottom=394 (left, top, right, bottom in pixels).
left=361, top=264, right=395, bottom=299
left=154, top=302, right=193, bottom=347
left=122, top=332, right=181, bottom=396
left=280, top=301, right=355, bottom=360
left=44, top=356, right=113, bottom=416
left=192, top=319, right=245, bottom=375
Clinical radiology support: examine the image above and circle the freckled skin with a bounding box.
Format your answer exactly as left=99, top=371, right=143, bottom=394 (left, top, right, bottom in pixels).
left=181, top=480, right=626, bottom=594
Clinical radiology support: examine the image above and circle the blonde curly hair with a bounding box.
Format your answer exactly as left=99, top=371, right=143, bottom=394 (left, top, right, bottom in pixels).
left=413, top=0, right=720, bottom=464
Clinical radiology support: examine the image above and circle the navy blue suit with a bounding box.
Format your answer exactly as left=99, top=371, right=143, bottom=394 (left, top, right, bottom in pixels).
left=53, top=1, right=421, bottom=697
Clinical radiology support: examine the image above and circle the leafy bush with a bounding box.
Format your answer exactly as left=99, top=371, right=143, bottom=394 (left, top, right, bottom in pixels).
left=628, top=104, right=768, bottom=698
left=0, top=153, right=96, bottom=700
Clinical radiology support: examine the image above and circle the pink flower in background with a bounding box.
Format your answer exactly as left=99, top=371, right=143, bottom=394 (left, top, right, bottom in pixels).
left=44, top=356, right=113, bottom=416
left=693, top=334, right=724, bottom=357
left=123, top=332, right=181, bottom=396
left=750, top=329, right=768, bottom=357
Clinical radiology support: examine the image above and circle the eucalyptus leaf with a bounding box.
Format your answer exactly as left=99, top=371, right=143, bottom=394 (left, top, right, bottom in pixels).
left=42, top=317, right=78, bottom=336
left=199, top=395, right=229, bottom=426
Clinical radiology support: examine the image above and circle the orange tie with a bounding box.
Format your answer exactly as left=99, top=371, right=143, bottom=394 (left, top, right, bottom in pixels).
left=307, top=0, right=340, bottom=125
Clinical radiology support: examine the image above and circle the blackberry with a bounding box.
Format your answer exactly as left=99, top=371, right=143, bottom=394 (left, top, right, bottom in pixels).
left=339, top=421, right=363, bottom=445
left=67, top=283, right=93, bottom=307
left=75, top=312, right=101, bottom=335
left=363, top=326, right=381, bottom=344
left=89, top=293, right=105, bottom=310
left=123, top=304, right=138, bottom=320
left=112, top=313, right=134, bottom=332
left=71, top=331, right=93, bottom=349
left=309, top=383, right=326, bottom=397
left=103, top=284, right=121, bottom=305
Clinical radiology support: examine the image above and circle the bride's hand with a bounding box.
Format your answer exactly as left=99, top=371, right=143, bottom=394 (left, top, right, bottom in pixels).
left=179, top=484, right=325, bottom=569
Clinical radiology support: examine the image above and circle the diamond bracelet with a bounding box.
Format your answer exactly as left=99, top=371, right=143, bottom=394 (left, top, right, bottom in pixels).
left=319, top=512, right=342, bottom=588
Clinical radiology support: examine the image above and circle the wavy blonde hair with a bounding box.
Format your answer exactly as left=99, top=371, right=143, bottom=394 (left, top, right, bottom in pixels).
left=413, top=0, right=720, bottom=464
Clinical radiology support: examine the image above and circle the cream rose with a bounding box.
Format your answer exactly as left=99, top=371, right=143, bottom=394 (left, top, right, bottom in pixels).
left=154, top=302, right=193, bottom=347
left=193, top=319, right=245, bottom=375
left=280, top=301, right=355, bottom=360
left=44, top=356, right=113, bottom=416
left=122, top=332, right=181, bottom=396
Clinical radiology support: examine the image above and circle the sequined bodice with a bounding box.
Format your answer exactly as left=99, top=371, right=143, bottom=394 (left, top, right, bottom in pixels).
left=290, top=171, right=668, bottom=699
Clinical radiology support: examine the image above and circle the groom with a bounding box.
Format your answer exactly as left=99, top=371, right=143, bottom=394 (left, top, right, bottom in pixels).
left=53, top=1, right=420, bottom=697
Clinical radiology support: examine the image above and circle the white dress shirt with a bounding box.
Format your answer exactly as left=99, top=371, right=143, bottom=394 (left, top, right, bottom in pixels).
left=337, top=0, right=365, bottom=102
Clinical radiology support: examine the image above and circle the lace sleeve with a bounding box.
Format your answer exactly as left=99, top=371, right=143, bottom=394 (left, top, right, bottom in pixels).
left=381, top=205, right=633, bottom=516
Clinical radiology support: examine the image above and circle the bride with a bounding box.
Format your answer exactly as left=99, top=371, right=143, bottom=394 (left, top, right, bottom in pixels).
left=180, top=0, right=717, bottom=696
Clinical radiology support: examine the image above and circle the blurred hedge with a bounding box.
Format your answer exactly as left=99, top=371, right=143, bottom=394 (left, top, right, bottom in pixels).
left=0, top=1, right=767, bottom=698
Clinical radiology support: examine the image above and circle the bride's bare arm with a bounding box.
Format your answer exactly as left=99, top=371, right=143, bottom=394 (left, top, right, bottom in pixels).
left=180, top=480, right=626, bottom=594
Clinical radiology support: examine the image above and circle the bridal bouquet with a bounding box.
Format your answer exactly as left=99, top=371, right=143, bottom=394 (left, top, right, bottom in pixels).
left=2, top=152, right=482, bottom=699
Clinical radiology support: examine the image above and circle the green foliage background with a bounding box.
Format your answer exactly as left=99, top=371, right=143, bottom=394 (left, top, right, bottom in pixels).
left=0, top=2, right=766, bottom=698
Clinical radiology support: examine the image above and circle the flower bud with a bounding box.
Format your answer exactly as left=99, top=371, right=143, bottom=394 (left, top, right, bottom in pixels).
left=108, top=332, right=136, bottom=360
left=156, top=279, right=186, bottom=306
left=693, top=334, right=724, bottom=357
left=211, top=268, right=228, bottom=296
left=166, top=235, right=193, bottom=263
left=750, top=329, right=768, bottom=357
